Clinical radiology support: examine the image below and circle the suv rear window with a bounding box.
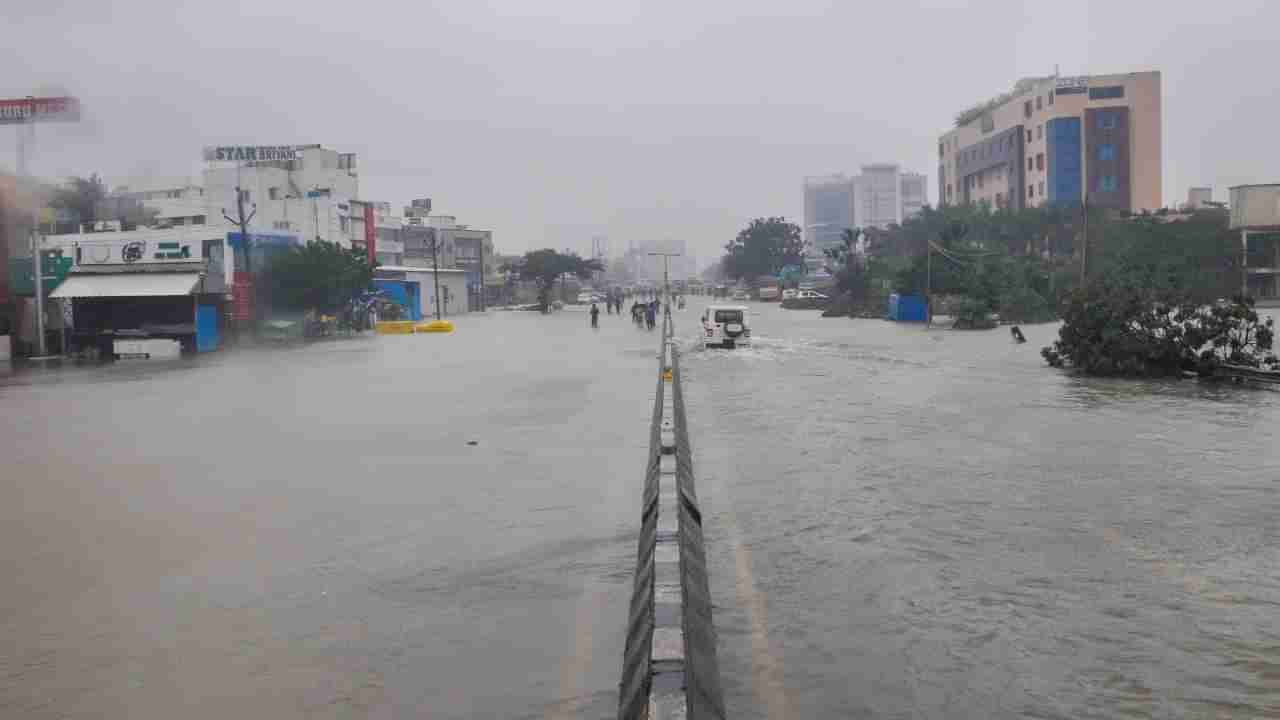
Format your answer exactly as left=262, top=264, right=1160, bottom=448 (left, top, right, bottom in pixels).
left=714, top=310, right=743, bottom=323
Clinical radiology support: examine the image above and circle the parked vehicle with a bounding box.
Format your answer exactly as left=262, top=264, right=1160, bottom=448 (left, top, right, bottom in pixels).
left=758, top=285, right=780, bottom=301
left=781, top=288, right=799, bottom=300
left=701, top=304, right=751, bottom=349
left=794, top=290, right=828, bottom=300
left=730, top=288, right=749, bottom=301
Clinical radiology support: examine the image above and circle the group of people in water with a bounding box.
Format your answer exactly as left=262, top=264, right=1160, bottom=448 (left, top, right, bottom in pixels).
left=588, top=295, right=671, bottom=330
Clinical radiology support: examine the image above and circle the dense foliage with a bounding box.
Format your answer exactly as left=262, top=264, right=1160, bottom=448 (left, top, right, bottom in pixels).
left=504, top=249, right=603, bottom=311
left=722, top=217, right=804, bottom=280
left=869, top=204, right=1240, bottom=325
left=267, top=241, right=376, bottom=313
left=1042, top=282, right=1275, bottom=376
left=48, top=174, right=107, bottom=227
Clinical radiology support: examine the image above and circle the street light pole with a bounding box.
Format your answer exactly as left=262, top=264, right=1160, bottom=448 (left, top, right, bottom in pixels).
left=647, top=251, right=681, bottom=307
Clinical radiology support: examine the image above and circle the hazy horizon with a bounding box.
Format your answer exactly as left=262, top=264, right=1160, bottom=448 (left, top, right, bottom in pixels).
left=3, top=0, right=1278, bottom=259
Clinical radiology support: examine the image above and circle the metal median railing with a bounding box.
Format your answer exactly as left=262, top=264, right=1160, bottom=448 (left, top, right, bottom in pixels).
left=618, top=312, right=726, bottom=720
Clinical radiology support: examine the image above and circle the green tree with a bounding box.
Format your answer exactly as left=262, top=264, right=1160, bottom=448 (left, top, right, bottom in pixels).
left=267, top=241, right=376, bottom=313
left=504, top=249, right=603, bottom=312
left=722, top=217, right=804, bottom=280
left=49, top=174, right=107, bottom=228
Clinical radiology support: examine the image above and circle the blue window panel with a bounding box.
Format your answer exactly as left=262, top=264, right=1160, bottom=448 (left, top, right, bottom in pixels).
left=1099, top=176, right=1118, bottom=192
left=1098, top=144, right=1114, bottom=161
left=1045, top=117, right=1082, bottom=205
left=1099, top=112, right=1118, bottom=130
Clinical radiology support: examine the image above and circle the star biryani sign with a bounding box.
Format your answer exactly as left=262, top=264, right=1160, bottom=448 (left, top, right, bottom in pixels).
left=203, top=145, right=300, bottom=162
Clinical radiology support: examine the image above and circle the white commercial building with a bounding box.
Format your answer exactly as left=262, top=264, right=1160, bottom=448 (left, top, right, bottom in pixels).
left=202, top=144, right=358, bottom=246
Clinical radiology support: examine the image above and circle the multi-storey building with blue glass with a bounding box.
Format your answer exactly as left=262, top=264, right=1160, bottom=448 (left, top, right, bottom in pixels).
left=938, top=71, right=1161, bottom=214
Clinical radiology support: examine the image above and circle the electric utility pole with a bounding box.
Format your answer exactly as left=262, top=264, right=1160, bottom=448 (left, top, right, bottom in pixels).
left=222, top=183, right=257, bottom=333
left=430, top=228, right=444, bottom=321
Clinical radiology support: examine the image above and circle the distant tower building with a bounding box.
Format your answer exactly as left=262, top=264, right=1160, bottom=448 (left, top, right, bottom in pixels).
left=803, top=174, right=854, bottom=253
left=1187, top=187, right=1212, bottom=210
left=591, top=235, right=609, bottom=261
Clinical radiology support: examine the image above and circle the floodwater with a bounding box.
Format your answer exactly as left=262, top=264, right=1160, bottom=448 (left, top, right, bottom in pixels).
left=1, top=305, right=1278, bottom=719
left=682, top=305, right=1280, bottom=719
left=0, top=309, right=658, bottom=719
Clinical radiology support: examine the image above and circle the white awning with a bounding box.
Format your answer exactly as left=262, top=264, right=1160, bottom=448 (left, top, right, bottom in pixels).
left=50, top=273, right=201, bottom=299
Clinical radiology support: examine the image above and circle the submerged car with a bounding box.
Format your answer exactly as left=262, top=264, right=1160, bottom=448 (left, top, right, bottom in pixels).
left=702, top=304, right=751, bottom=348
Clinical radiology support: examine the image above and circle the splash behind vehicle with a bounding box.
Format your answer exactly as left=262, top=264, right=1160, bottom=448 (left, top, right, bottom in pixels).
left=702, top=304, right=751, bottom=349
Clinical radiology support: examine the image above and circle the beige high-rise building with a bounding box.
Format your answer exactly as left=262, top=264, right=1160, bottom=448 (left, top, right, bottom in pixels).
left=938, top=71, right=1162, bottom=213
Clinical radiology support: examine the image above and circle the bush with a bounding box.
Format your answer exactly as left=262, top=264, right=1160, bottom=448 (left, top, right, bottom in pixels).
left=998, top=286, right=1054, bottom=323
left=952, top=296, right=996, bottom=329
left=1041, top=277, right=1275, bottom=376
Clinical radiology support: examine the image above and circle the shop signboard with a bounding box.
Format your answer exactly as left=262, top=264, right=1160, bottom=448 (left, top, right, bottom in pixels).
left=1055, top=76, right=1089, bottom=95
left=202, top=145, right=300, bottom=162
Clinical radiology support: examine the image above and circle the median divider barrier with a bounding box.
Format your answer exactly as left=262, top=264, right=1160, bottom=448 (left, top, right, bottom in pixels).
left=619, top=311, right=727, bottom=720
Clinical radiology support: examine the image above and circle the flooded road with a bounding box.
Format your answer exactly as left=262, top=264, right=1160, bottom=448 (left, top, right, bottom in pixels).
left=682, top=305, right=1280, bottom=719
left=2, top=304, right=1279, bottom=719
left=0, top=310, right=657, bottom=719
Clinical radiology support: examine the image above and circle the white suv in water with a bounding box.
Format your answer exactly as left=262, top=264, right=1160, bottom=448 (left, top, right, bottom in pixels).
left=701, top=304, right=751, bottom=348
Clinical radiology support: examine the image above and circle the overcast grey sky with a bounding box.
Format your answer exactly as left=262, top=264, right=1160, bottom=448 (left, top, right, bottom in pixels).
left=2, top=0, right=1277, bottom=262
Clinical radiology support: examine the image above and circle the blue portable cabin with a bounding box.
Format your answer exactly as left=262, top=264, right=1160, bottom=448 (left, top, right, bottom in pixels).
left=888, top=293, right=928, bottom=322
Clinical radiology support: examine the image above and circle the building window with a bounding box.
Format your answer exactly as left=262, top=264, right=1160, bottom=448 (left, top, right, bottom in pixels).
left=1028, top=184, right=1034, bottom=199
left=273, top=220, right=291, bottom=230
left=978, top=171, right=984, bottom=189
left=1039, top=181, right=1045, bottom=196
left=1089, top=85, right=1125, bottom=100
left=1099, top=112, right=1118, bottom=129
left=1036, top=96, right=1042, bottom=111
left=995, top=192, right=1004, bottom=207
left=1024, top=100, right=1032, bottom=118
left=1027, top=130, right=1032, bottom=143
left=1036, top=153, right=1044, bottom=171
left=1098, top=143, right=1115, bottom=161
left=192, top=215, right=206, bottom=225
left=939, top=142, right=944, bottom=157
left=1049, top=90, right=1054, bottom=105
left=1028, top=158, right=1034, bottom=172
left=1037, top=124, right=1043, bottom=140
left=946, top=183, right=952, bottom=198
left=1099, top=176, right=1118, bottom=192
